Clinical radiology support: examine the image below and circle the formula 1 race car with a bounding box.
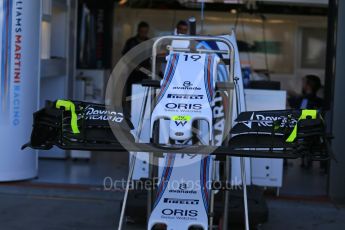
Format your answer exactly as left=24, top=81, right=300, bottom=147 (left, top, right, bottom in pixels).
left=23, top=34, right=330, bottom=230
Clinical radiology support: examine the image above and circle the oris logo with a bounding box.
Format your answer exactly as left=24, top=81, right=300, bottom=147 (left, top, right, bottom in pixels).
left=161, top=209, right=198, bottom=217
left=165, top=103, right=202, bottom=110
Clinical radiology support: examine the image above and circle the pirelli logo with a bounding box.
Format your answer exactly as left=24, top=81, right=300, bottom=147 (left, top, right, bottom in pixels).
left=167, top=94, right=203, bottom=99
left=163, top=198, right=199, bottom=205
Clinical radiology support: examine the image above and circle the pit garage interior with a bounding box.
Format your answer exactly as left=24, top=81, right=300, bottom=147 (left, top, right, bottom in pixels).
left=0, top=0, right=345, bottom=229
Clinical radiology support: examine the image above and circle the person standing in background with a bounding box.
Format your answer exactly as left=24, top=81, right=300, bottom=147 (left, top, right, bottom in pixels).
left=288, top=74, right=324, bottom=168
left=175, top=20, right=188, bottom=35
left=122, top=21, right=150, bottom=55
left=288, top=74, right=323, bottom=109
left=121, top=21, right=150, bottom=115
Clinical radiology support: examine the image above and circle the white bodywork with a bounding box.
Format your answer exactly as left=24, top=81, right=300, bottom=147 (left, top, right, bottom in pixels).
left=127, top=33, right=249, bottom=230
left=147, top=33, right=247, bottom=229
left=150, top=53, right=219, bottom=142
left=148, top=53, right=219, bottom=229
left=148, top=154, right=211, bottom=230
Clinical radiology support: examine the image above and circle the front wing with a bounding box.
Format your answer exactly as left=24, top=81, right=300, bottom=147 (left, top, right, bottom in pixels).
left=22, top=100, right=330, bottom=160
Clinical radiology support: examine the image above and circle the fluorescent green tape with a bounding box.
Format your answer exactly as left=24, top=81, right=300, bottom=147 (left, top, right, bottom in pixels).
left=286, top=109, right=317, bottom=143
left=56, top=100, right=80, bottom=134
left=171, top=115, right=191, bottom=121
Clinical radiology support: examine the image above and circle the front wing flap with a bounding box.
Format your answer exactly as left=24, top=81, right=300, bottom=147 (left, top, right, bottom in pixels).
left=22, top=100, right=134, bottom=151
left=22, top=101, right=330, bottom=160
left=229, top=109, right=330, bottom=160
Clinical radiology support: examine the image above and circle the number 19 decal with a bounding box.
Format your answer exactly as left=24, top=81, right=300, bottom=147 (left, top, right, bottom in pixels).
left=184, top=54, right=201, bottom=62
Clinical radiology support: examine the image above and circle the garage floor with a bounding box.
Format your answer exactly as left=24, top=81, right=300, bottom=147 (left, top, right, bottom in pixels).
left=34, top=153, right=329, bottom=197
left=0, top=184, right=344, bottom=230
left=0, top=153, right=335, bottom=230
left=280, top=159, right=328, bottom=197
left=34, top=152, right=129, bottom=186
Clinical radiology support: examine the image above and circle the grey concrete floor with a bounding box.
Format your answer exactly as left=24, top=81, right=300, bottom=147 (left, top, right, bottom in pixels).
left=34, top=155, right=329, bottom=197
left=261, top=199, right=345, bottom=230
left=280, top=159, right=328, bottom=197
left=0, top=155, right=334, bottom=230
left=0, top=192, right=121, bottom=230
left=34, top=152, right=129, bottom=186
left=0, top=185, right=344, bottom=230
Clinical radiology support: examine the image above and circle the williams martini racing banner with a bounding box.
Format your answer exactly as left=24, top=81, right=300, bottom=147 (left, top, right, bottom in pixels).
left=0, top=0, right=41, bottom=181
left=0, top=0, right=40, bottom=126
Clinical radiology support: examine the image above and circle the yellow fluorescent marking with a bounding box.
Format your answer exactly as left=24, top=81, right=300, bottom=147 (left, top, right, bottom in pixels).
left=56, top=100, right=80, bottom=134
left=171, top=115, right=191, bottom=121
left=286, top=109, right=317, bottom=143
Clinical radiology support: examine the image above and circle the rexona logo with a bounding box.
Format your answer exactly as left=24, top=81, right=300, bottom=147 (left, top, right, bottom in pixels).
left=165, top=103, right=202, bottom=110
left=167, top=94, right=203, bottom=99
left=161, top=209, right=198, bottom=217
left=84, top=107, right=124, bottom=123
left=243, top=112, right=297, bottom=129
left=173, top=81, right=201, bottom=90
left=163, top=198, right=199, bottom=205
